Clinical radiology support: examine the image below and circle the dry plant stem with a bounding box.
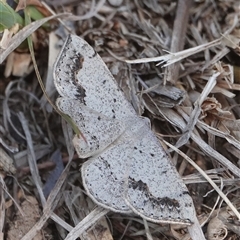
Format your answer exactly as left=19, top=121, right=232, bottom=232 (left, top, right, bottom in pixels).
left=187, top=214, right=206, bottom=240
left=126, top=38, right=222, bottom=65
left=0, top=177, right=5, bottom=237
left=0, top=176, right=24, bottom=216
left=42, top=160, right=74, bottom=230
left=0, top=137, right=18, bottom=153
left=143, top=219, right=154, bottom=240
left=21, top=214, right=52, bottom=240
left=191, top=131, right=240, bottom=177
left=198, top=121, right=240, bottom=151
left=174, top=72, right=219, bottom=149
left=164, top=140, right=240, bottom=221
left=65, top=207, right=110, bottom=240
left=164, top=0, right=192, bottom=84
left=161, top=108, right=240, bottom=177
left=19, top=110, right=74, bottom=235
left=21, top=202, right=73, bottom=240
left=201, top=182, right=222, bottom=227
left=21, top=161, right=74, bottom=240
left=18, top=112, right=46, bottom=205
left=20, top=130, right=75, bottom=239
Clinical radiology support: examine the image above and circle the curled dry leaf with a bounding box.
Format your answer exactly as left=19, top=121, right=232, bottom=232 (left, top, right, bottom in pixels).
left=200, top=97, right=232, bottom=121
left=207, top=209, right=236, bottom=240
left=207, top=216, right=227, bottom=240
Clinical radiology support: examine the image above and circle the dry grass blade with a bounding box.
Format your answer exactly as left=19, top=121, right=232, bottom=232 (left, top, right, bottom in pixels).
left=0, top=13, right=70, bottom=64
left=21, top=162, right=73, bottom=239
left=187, top=214, right=206, bottom=240
left=164, top=140, right=240, bottom=221
left=198, top=121, right=240, bottom=151
left=65, top=207, right=109, bottom=240
left=0, top=177, right=5, bottom=239
left=160, top=108, right=240, bottom=177
left=164, top=0, right=192, bottom=84
left=18, top=112, right=45, bottom=205
left=174, top=72, right=220, bottom=149
left=126, top=38, right=222, bottom=65
left=143, top=219, right=154, bottom=240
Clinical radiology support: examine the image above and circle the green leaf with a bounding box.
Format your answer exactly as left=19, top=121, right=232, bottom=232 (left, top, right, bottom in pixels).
left=26, top=5, right=50, bottom=28
left=27, top=5, right=45, bottom=21
left=0, top=0, right=23, bottom=32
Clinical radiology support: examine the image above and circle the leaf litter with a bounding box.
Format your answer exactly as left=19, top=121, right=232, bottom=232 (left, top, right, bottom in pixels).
left=0, top=0, right=240, bottom=239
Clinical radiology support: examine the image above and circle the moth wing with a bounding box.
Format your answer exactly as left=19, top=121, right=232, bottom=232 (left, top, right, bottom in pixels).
left=54, top=34, right=136, bottom=121
left=81, top=139, right=132, bottom=213
left=54, top=35, right=196, bottom=224
left=125, top=126, right=195, bottom=224
left=56, top=98, right=125, bottom=158
left=80, top=117, right=151, bottom=214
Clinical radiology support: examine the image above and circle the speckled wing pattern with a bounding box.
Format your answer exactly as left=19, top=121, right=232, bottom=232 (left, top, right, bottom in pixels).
left=53, top=34, right=195, bottom=224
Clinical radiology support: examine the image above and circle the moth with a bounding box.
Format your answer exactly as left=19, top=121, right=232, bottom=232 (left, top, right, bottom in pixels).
left=53, top=34, right=195, bottom=224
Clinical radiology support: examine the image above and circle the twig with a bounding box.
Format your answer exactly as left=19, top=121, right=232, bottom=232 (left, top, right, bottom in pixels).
left=164, top=0, right=193, bottom=84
